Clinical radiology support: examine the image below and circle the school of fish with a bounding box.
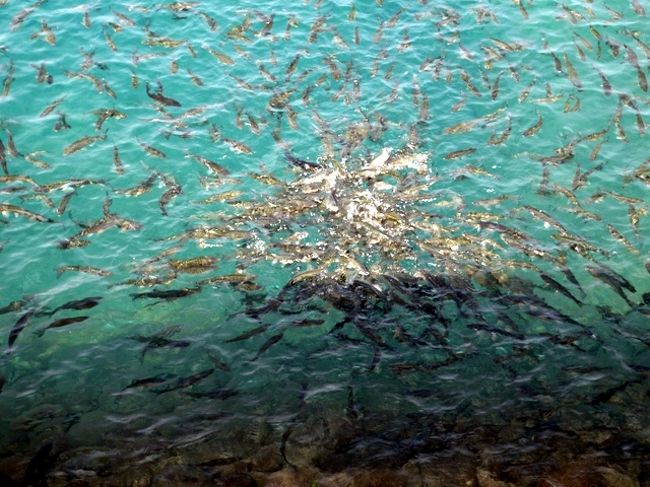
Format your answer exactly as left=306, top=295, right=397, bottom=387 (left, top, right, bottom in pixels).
left=0, top=0, right=649, bottom=484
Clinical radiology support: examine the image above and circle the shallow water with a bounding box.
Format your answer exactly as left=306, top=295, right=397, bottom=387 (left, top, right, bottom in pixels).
left=0, top=0, right=649, bottom=485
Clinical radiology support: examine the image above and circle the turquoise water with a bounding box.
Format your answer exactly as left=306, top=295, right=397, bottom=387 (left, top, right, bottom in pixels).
left=0, top=0, right=649, bottom=485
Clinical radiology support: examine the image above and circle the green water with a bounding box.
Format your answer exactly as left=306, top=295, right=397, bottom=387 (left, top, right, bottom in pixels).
left=0, top=0, right=649, bottom=485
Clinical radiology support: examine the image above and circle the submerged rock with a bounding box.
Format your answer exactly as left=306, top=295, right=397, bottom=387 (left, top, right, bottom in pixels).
left=477, top=468, right=516, bottom=487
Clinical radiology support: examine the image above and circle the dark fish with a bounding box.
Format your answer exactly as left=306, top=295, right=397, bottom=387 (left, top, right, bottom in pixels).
left=0, top=137, right=7, bottom=175
left=53, top=113, right=71, bottom=132
left=139, top=336, right=191, bottom=361
left=225, top=325, right=269, bottom=343
left=0, top=374, right=5, bottom=394
left=45, top=296, right=101, bottom=317
left=367, top=346, right=381, bottom=372
left=35, top=316, right=89, bottom=337
left=121, top=376, right=168, bottom=391
left=353, top=319, right=390, bottom=349
left=8, top=309, right=34, bottom=347
left=391, top=353, right=467, bottom=375
left=252, top=332, right=284, bottom=361
left=207, top=351, right=231, bottom=372
left=185, top=388, right=238, bottom=400
left=586, top=264, right=636, bottom=307
left=3, top=129, right=20, bottom=159
left=592, top=64, right=612, bottom=96
left=145, top=82, right=181, bottom=107
left=0, top=296, right=33, bottom=315
left=130, top=287, right=201, bottom=301
left=153, top=368, right=214, bottom=394
left=539, top=273, right=581, bottom=305
left=284, top=149, right=321, bottom=171
left=559, top=266, right=585, bottom=298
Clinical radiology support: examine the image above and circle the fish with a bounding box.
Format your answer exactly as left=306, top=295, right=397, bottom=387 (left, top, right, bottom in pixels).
left=198, top=11, right=218, bottom=31
left=104, top=30, right=117, bottom=51
left=539, top=273, right=581, bottom=305
left=285, top=53, right=301, bottom=78
left=627, top=205, right=647, bottom=237
left=111, top=145, right=125, bottom=175
left=185, top=388, right=238, bottom=400
left=631, top=0, right=646, bottom=16
left=56, top=265, right=111, bottom=277
left=586, top=263, right=636, bottom=307
left=116, top=173, right=158, bottom=197
left=159, top=174, right=182, bottom=215
left=0, top=203, right=53, bottom=223
left=443, top=147, right=476, bottom=160
left=563, top=53, right=582, bottom=91
left=0, top=296, right=35, bottom=316
left=572, top=162, right=604, bottom=191
left=63, top=134, right=106, bottom=156
left=8, top=309, right=35, bottom=347
left=0, top=138, right=7, bottom=175
left=40, top=97, right=65, bottom=118
left=53, top=113, right=71, bottom=132
left=31, top=19, right=56, bottom=45
left=11, top=2, right=42, bottom=32
left=512, top=0, right=528, bottom=19
left=460, top=69, right=482, bottom=97
left=137, top=139, right=167, bottom=158
left=592, top=65, right=612, bottom=96
left=222, top=138, right=252, bottom=155
left=199, top=273, right=255, bottom=285
left=607, top=224, right=639, bottom=254
left=205, top=46, right=235, bottom=65
left=45, top=297, right=101, bottom=317
left=32, top=63, right=53, bottom=84
left=522, top=112, right=543, bottom=137
left=144, top=36, right=185, bottom=48
left=137, top=336, right=191, bottom=361
left=131, top=287, right=202, bottom=301
left=487, top=117, right=511, bottom=146
left=519, top=78, right=536, bottom=103
left=574, top=38, right=586, bottom=60
left=93, top=108, right=126, bottom=131
left=35, top=316, right=89, bottom=337
left=252, top=332, right=284, bottom=361
left=490, top=71, right=502, bottom=101
left=153, top=368, right=214, bottom=394
left=186, top=153, right=230, bottom=176
left=309, top=15, right=327, bottom=43
left=225, top=325, right=269, bottom=343
left=145, top=82, right=181, bottom=107
left=284, top=150, right=321, bottom=171
left=121, top=376, right=169, bottom=391
left=168, top=256, right=215, bottom=273
left=207, top=352, right=230, bottom=372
